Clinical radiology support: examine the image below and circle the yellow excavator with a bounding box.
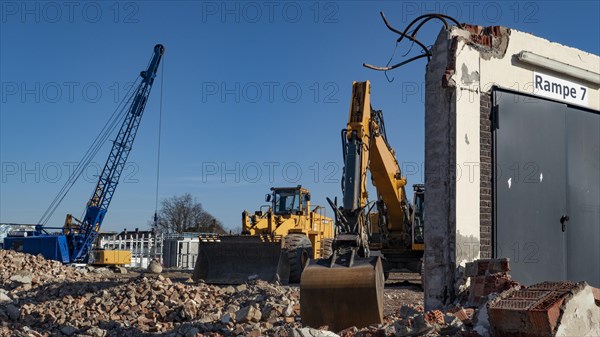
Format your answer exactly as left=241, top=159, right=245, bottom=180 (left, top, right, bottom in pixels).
left=300, top=81, right=425, bottom=331
left=193, top=185, right=334, bottom=284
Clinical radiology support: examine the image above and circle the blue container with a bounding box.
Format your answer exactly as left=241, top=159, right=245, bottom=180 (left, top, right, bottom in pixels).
left=3, top=235, right=70, bottom=263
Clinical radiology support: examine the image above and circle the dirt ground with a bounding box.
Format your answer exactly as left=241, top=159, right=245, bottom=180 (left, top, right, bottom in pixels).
left=383, top=272, right=424, bottom=316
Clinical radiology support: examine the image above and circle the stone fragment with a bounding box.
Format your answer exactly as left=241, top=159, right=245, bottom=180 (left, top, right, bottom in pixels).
left=184, top=326, right=199, bottom=337
left=60, top=324, right=78, bottom=336
left=0, top=291, right=11, bottom=303
left=236, top=305, right=262, bottom=323
left=5, top=304, right=20, bottom=320
left=86, top=327, right=107, bottom=337
left=10, top=270, right=33, bottom=284
left=288, top=327, right=341, bottom=337
left=147, top=259, right=163, bottom=274
left=221, top=312, right=233, bottom=324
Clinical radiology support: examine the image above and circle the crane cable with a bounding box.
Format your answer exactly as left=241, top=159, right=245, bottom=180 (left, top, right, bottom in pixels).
left=153, top=55, right=164, bottom=227
left=39, top=49, right=159, bottom=226
left=38, top=76, right=141, bottom=225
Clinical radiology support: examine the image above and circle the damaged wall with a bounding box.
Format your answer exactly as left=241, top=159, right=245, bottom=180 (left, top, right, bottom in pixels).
left=424, top=24, right=600, bottom=309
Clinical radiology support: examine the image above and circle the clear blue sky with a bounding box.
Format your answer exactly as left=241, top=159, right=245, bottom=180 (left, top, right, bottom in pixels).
left=1, top=1, right=599, bottom=232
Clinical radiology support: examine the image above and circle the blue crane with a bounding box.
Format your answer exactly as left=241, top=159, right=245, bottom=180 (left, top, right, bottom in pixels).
left=3, top=44, right=164, bottom=263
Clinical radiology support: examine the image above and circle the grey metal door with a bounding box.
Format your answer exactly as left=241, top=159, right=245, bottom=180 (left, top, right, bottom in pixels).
left=566, top=107, right=600, bottom=287
left=494, top=90, right=568, bottom=285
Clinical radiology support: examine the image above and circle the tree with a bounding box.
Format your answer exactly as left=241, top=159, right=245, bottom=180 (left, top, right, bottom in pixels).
left=151, top=194, right=226, bottom=234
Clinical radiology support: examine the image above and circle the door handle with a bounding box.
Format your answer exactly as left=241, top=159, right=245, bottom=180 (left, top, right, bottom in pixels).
left=560, top=215, right=569, bottom=232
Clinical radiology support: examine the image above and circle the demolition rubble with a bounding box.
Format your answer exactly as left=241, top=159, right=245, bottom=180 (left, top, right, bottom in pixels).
left=1, top=251, right=599, bottom=337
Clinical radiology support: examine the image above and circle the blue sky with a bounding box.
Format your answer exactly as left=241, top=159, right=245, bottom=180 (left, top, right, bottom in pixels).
left=1, top=1, right=599, bottom=232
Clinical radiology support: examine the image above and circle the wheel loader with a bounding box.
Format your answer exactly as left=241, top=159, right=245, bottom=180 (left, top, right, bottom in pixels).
left=193, top=185, right=334, bottom=284
left=300, top=81, right=425, bottom=331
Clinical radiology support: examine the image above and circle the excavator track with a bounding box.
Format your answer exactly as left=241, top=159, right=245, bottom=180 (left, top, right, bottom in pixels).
left=300, top=254, right=384, bottom=332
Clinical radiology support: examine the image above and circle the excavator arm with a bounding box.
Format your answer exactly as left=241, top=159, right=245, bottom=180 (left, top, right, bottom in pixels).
left=335, top=81, right=412, bottom=249
left=368, top=109, right=413, bottom=249
left=342, top=81, right=371, bottom=213
left=301, top=81, right=422, bottom=331
left=302, top=81, right=407, bottom=331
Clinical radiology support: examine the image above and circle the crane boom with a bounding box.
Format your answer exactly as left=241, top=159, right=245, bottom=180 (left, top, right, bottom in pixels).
left=4, top=44, right=164, bottom=264
left=70, top=44, right=164, bottom=262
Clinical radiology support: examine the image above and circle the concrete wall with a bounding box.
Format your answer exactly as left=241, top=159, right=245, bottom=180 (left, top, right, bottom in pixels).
left=424, top=25, right=600, bottom=309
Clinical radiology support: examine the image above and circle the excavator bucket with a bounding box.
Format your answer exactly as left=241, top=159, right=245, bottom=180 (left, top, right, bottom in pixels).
left=192, top=235, right=290, bottom=285
left=300, top=255, right=384, bottom=332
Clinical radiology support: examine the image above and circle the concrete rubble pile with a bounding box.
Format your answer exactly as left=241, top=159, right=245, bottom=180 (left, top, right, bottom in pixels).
left=0, top=249, right=89, bottom=289
left=1, top=250, right=304, bottom=337
left=324, top=305, right=470, bottom=337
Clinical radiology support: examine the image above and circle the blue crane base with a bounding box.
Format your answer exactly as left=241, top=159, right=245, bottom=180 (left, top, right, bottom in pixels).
left=4, top=235, right=70, bottom=263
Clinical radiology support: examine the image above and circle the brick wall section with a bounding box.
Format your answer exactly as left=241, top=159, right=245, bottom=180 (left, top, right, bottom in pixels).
left=480, top=93, right=492, bottom=258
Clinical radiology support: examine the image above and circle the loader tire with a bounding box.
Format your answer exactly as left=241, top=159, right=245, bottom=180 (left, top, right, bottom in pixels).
left=322, top=238, right=334, bottom=259
left=285, top=234, right=313, bottom=283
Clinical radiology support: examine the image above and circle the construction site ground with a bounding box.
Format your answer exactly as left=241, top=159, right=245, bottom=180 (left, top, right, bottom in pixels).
left=101, top=268, right=424, bottom=316
left=110, top=270, right=425, bottom=317
left=382, top=273, right=424, bottom=316
left=3, top=250, right=598, bottom=337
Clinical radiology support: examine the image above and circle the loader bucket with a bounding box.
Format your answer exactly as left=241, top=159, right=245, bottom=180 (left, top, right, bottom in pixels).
left=300, top=255, right=384, bottom=332
left=192, top=235, right=290, bottom=285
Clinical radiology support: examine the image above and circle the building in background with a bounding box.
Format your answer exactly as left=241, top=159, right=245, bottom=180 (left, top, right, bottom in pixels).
left=96, top=228, right=162, bottom=268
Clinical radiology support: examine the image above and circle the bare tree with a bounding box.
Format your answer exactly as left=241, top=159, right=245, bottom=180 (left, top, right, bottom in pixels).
left=151, top=194, right=226, bottom=234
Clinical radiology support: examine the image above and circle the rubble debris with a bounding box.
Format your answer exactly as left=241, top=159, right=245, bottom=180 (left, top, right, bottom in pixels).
left=2, top=250, right=598, bottom=337
left=91, top=267, right=112, bottom=275
left=288, top=327, right=341, bottom=337
left=489, top=281, right=600, bottom=337
left=447, top=307, right=474, bottom=326
left=592, top=287, right=600, bottom=306
left=555, top=283, right=600, bottom=337
left=0, top=289, right=12, bottom=304
left=0, top=250, right=303, bottom=337
left=472, top=304, right=490, bottom=337
left=0, top=250, right=88, bottom=287
left=10, top=270, right=33, bottom=285
left=464, top=258, right=519, bottom=305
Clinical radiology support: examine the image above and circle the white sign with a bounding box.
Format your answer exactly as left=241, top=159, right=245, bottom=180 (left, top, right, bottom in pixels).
left=533, top=72, right=589, bottom=107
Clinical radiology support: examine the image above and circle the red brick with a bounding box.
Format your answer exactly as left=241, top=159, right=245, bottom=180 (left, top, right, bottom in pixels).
left=488, top=284, right=575, bottom=337
left=450, top=308, right=473, bottom=326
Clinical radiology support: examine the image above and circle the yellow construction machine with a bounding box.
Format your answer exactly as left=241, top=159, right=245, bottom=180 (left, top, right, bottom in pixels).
left=300, top=81, right=425, bottom=331
left=193, top=185, right=334, bottom=284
